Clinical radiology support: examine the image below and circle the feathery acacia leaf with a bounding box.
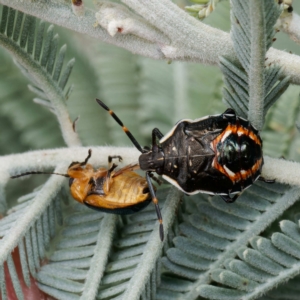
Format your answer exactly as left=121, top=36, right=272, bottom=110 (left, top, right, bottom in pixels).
left=1, top=1, right=300, bottom=299
left=0, top=5, right=80, bottom=146
left=159, top=182, right=300, bottom=300
left=221, top=0, right=289, bottom=129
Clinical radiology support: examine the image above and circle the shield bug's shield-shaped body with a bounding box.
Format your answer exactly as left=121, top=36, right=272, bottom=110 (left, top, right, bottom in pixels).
left=96, top=99, right=272, bottom=202
left=11, top=150, right=164, bottom=240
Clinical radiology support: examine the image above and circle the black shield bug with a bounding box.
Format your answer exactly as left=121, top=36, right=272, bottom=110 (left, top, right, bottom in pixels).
left=96, top=99, right=273, bottom=202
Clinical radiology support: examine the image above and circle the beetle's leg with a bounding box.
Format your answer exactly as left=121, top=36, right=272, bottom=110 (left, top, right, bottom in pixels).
left=69, top=149, right=92, bottom=168
left=105, top=163, right=118, bottom=192
left=146, top=172, right=164, bottom=241
left=11, top=149, right=93, bottom=179
left=220, top=193, right=240, bottom=203
left=258, top=176, right=275, bottom=184
left=88, top=177, right=97, bottom=191
left=107, top=163, right=118, bottom=175
left=108, top=155, right=122, bottom=169
left=82, top=149, right=92, bottom=165
left=96, top=99, right=145, bottom=153
left=148, top=172, right=163, bottom=185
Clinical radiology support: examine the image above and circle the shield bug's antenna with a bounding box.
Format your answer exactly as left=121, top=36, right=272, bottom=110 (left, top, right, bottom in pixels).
left=96, top=99, right=145, bottom=153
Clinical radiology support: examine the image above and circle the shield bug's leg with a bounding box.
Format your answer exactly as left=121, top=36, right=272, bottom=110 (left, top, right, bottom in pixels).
left=148, top=172, right=163, bottom=185
left=220, top=193, right=240, bottom=203
left=96, top=99, right=145, bottom=153
left=258, top=176, right=275, bottom=184
left=146, top=171, right=164, bottom=241
left=152, top=128, right=164, bottom=154
left=222, top=108, right=236, bottom=118
left=152, top=128, right=164, bottom=141
left=108, top=155, right=122, bottom=169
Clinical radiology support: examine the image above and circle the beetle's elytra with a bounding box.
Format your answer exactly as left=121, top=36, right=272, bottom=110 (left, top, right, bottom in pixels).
left=96, top=99, right=273, bottom=202
left=11, top=150, right=164, bottom=241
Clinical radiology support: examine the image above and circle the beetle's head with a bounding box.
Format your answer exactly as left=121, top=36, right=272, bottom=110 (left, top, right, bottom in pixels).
left=139, top=146, right=164, bottom=174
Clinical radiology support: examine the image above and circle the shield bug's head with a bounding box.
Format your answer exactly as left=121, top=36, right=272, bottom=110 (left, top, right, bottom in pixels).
left=139, top=148, right=164, bottom=174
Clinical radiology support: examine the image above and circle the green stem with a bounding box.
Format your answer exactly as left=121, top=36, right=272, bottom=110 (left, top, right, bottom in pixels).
left=80, top=215, right=118, bottom=300
left=248, top=0, right=265, bottom=130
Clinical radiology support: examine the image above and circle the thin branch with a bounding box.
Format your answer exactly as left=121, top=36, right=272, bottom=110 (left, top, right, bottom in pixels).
left=0, top=0, right=165, bottom=59
left=2, top=147, right=140, bottom=186
left=95, top=2, right=169, bottom=44
left=277, top=12, right=300, bottom=45
left=1, top=0, right=300, bottom=84
left=262, top=156, right=300, bottom=186
left=3, top=147, right=300, bottom=192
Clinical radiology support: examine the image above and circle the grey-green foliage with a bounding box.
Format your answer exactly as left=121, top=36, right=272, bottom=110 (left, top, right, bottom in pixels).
left=1, top=1, right=300, bottom=300
left=0, top=182, right=65, bottom=300
left=0, top=42, right=64, bottom=152
left=262, top=85, right=300, bottom=159
left=221, top=0, right=290, bottom=128
left=0, top=5, right=80, bottom=147
left=0, top=181, right=180, bottom=300
left=160, top=182, right=300, bottom=300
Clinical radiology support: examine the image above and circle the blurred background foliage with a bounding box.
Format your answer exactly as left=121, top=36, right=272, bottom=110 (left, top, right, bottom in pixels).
left=1, top=0, right=300, bottom=199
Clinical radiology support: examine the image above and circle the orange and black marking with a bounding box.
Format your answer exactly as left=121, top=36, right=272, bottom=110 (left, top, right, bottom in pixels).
left=97, top=99, right=144, bottom=153
left=211, top=120, right=263, bottom=186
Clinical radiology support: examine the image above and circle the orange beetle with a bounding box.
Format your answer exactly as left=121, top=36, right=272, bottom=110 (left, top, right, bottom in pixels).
left=11, top=150, right=164, bottom=240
